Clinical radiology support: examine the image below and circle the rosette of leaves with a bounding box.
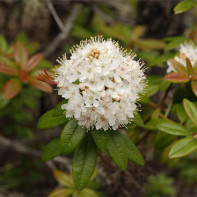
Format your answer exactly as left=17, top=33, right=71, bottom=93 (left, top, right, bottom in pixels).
left=0, top=39, right=52, bottom=100
left=38, top=101, right=144, bottom=190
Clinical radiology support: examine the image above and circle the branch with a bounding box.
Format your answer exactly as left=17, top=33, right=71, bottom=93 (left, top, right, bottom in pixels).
left=0, top=135, right=72, bottom=171
left=43, top=4, right=82, bottom=57
left=46, top=0, right=65, bottom=32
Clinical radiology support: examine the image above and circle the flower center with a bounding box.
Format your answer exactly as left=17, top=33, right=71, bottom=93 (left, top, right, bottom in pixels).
left=88, top=48, right=100, bottom=61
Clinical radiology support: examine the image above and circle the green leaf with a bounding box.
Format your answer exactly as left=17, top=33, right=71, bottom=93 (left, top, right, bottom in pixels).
left=53, top=100, right=68, bottom=117
left=73, top=135, right=98, bottom=190
left=144, top=84, right=159, bottom=98
left=121, top=134, right=144, bottom=166
left=183, top=99, right=197, bottom=127
left=174, top=0, right=196, bottom=14
left=164, top=36, right=188, bottom=51
left=175, top=103, right=187, bottom=123
left=37, top=109, right=68, bottom=129
left=149, top=53, right=175, bottom=67
left=169, top=137, right=197, bottom=158
left=133, top=112, right=144, bottom=127
left=60, top=119, right=86, bottom=154
left=145, top=118, right=167, bottom=130
left=155, top=132, right=177, bottom=150
left=107, top=131, right=128, bottom=170
left=0, top=35, right=8, bottom=53
left=91, top=130, right=110, bottom=153
left=53, top=170, right=73, bottom=187
left=42, top=138, right=61, bottom=161
left=157, top=121, right=193, bottom=136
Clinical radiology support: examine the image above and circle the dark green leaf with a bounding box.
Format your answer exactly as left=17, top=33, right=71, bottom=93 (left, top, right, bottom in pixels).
left=53, top=100, right=68, bottom=117
left=133, top=112, right=144, bottom=127
left=42, top=138, right=61, bottom=161
left=60, top=119, right=86, bottom=154
left=73, top=135, right=98, bottom=190
left=169, top=137, right=197, bottom=158
left=37, top=109, right=68, bottom=129
left=91, top=130, right=110, bottom=152
left=107, top=131, right=128, bottom=170
left=121, top=134, right=144, bottom=166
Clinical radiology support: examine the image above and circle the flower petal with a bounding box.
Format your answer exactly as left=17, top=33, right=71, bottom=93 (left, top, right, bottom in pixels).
left=26, top=53, right=43, bottom=72
left=2, top=79, right=22, bottom=100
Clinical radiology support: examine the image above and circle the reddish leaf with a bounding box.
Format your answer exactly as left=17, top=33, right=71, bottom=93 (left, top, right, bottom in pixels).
left=26, top=53, right=43, bottom=72
left=168, top=58, right=188, bottom=73
left=186, top=58, right=193, bottom=75
left=0, top=64, right=18, bottom=76
left=191, top=81, right=197, bottom=97
left=19, top=71, right=29, bottom=83
left=28, top=75, right=53, bottom=93
left=14, top=42, right=28, bottom=69
left=164, top=72, right=190, bottom=83
left=2, top=79, right=22, bottom=100
left=36, top=69, right=57, bottom=85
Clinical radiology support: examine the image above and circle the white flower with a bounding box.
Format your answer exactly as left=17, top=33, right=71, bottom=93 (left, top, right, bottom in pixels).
left=54, top=36, right=146, bottom=130
left=167, top=42, right=197, bottom=73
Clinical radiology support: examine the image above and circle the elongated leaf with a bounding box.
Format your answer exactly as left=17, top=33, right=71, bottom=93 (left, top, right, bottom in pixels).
left=191, top=81, right=197, bottom=97
left=26, top=53, right=43, bottom=72
left=48, top=188, right=73, bottom=197
left=60, top=119, right=86, bottom=154
left=0, top=55, right=15, bottom=67
left=156, top=121, right=193, bottom=136
left=0, top=35, right=8, bottom=53
left=164, top=73, right=189, bottom=83
left=107, top=131, right=128, bottom=170
left=73, top=135, right=98, bottom=190
left=145, top=118, right=168, bottom=130
left=175, top=103, right=187, bottom=123
left=168, top=58, right=187, bottom=73
left=169, top=137, right=197, bottom=158
left=53, top=99, right=68, bottom=117
left=0, top=63, right=18, bottom=76
left=186, top=58, right=193, bottom=75
left=183, top=99, right=197, bottom=127
left=91, top=130, right=110, bottom=152
left=2, top=79, right=22, bottom=100
left=144, top=84, right=159, bottom=97
left=53, top=170, right=73, bottom=187
left=42, top=138, right=61, bottom=161
left=121, top=134, right=144, bottom=166
left=37, top=109, right=68, bottom=129
left=14, top=42, right=28, bottom=69
left=174, top=0, right=196, bottom=14
left=164, top=37, right=188, bottom=51
left=28, top=75, right=53, bottom=93
left=134, top=112, right=144, bottom=127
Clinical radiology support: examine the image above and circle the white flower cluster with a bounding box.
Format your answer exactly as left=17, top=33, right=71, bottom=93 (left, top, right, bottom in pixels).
left=167, top=42, right=197, bottom=73
left=54, top=36, right=146, bottom=130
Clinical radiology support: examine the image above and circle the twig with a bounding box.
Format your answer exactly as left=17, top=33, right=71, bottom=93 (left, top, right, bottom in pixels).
left=43, top=4, right=82, bottom=57
left=0, top=135, right=71, bottom=171
left=46, top=0, right=65, bottom=32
